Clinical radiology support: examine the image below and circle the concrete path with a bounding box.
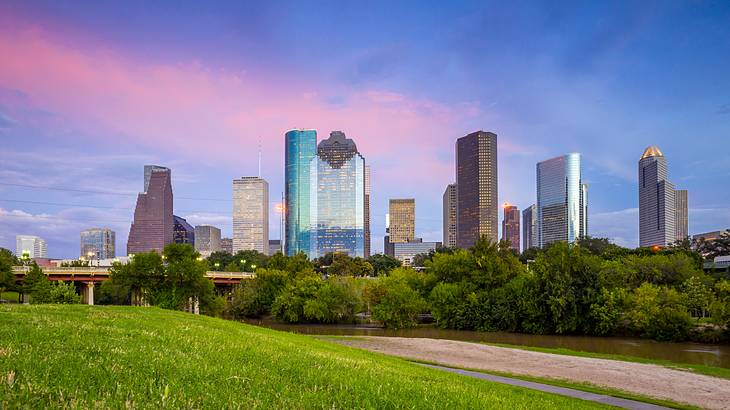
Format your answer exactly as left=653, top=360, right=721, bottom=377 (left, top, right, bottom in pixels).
left=419, top=363, right=671, bottom=410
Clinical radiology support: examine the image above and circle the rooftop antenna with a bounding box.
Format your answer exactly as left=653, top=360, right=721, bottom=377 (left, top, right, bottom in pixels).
left=257, top=139, right=262, bottom=178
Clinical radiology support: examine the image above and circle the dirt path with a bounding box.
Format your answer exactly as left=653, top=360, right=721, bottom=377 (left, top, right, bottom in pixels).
left=330, top=336, right=730, bottom=410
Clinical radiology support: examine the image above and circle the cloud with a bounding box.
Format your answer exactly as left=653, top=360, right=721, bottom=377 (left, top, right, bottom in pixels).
left=0, top=112, right=16, bottom=129
left=589, top=207, right=638, bottom=248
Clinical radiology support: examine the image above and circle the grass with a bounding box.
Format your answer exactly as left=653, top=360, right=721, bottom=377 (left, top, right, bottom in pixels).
left=0, top=291, right=19, bottom=302
left=0, top=305, right=610, bottom=409
left=477, top=341, right=730, bottom=381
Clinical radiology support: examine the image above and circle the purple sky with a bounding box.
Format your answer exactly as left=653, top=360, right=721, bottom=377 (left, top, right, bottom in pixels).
left=1, top=1, right=729, bottom=257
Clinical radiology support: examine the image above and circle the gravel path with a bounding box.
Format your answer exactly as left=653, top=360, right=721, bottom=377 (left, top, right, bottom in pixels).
left=331, top=336, right=730, bottom=410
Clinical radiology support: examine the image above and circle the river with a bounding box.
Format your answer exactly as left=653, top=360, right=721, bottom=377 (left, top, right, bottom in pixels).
left=243, top=319, right=730, bottom=368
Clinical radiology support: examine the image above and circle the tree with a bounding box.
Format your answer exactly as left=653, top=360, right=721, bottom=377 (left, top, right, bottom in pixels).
left=682, top=276, right=714, bottom=319
left=47, top=282, right=81, bottom=304
left=232, top=249, right=268, bottom=271
left=327, top=253, right=374, bottom=277
left=364, top=277, right=427, bottom=329
left=157, top=243, right=217, bottom=313
left=0, top=248, right=16, bottom=294
left=24, top=263, right=51, bottom=303
left=207, top=251, right=234, bottom=271
left=367, top=254, right=401, bottom=276
left=227, top=268, right=292, bottom=318
left=626, top=283, right=692, bottom=341
left=303, top=277, right=362, bottom=323
left=109, top=251, right=164, bottom=305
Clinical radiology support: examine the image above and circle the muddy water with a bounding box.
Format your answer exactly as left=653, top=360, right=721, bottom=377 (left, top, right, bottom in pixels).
left=243, top=319, right=730, bottom=368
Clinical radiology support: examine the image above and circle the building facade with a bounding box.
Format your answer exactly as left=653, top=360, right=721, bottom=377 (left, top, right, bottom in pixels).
left=220, top=238, right=233, bottom=254
left=456, top=131, right=498, bottom=248
left=501, top=204, right=520, bottom=252
left=674, top=189, right=688, bottom=242
left=127, top=165, right=173, bottom=255
left=639, top=146, right=676, bottom=247
left=233, top=176, right=269, bottom=255
left=364, top=165, right=371, bottom=258
left=536, top=153, right=587, bottom=248
left=389, top=199, right=416, bottom=244
left=309, top=131, right=366, bottom=258
left=173, top=215, right=195, bottom=245
left=442, top=184, right=457, bottom=248
left=268, top=239, right=281, bottom=255
left=522, top=204, right=537, bottom=251
left=194, top=225, right=221, bottom=257
left=80, top=228, right=115, bottom=260
left=393, top=240, right=441, bottom=267
left=16, top=235, right=47, bottom=259
left=285, top=129, right=317, bottom=256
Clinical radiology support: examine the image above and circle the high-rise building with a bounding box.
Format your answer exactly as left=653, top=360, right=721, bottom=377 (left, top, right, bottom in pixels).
left=285, top=129, right=317, bottom=256
left=442, top=184, right=457, bottom=249
left=127, top=165, right=173, bottom=255
left=639, top=146, right=676, bottom=248
left=16, top=235, right=47, bottom=259
left=310, top=131, right=366, bottom=258
left=536, top=153, right=587, bottom=247
left=268, top=239, right=282, bottom=255
left=501, top=204, right=520, bottom=252
left=456, top=131, right=498, bottom=248
left=389, top=199, right=416, bottom=244
left=194, top=225, right=221, bottom=257
left=220, top=238, right=233, bottom=254
left=674, top=189, right=688, bottom=242
left=364, top=165, right=371, bottom=258
left=173, top=215, right=195, bottom=245
left=233, top=176, right=269, bottom=255
left=80, top=228, right=115, bottom=260
left=522, top=204, right=537, bottom=251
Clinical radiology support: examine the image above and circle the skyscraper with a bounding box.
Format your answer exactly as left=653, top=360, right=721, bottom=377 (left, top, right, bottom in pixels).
left=456, top=131, right=498, bottom=248
left=173, top=215, right=195, bottom=245
left=194, top=225, right=221, bottom=257
left=128, top=165, right=173, bottom=255
left=16, top=235, right=47, bottom=259
left=522, top=204, right=537, bottom=251
left=502, top=204, right=520, bottom=252
left=536, top=153, right=587, bottom=247
left=285, top=129, right=317, bottom=256
left=639, top=146, right=676, bottom=247
left=80, top=228, right=115, bottom=260
left=674, top=189, right=688, bottom=242
left=310, top=131, right=366, bottom=258
left=442, top=184, right=457, bottom=248
left=220, top=238, right=233, bottom=254
left=233, top=176, right=269, bottom=255
left=388, top=199, right=416, bottom=244
left=364, top=165, right=371, bottom=258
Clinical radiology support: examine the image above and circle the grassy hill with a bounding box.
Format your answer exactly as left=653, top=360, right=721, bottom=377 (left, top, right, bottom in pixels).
left=0, top=305, right=606, bottom=409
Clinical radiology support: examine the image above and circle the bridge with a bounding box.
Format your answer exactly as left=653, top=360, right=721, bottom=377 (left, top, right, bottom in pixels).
left=11, top=266, right=254, bottom=305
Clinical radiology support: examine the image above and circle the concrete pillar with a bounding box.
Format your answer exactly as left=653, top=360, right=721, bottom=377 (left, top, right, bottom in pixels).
left=86, top=282, right=94, bottom=306
left=194, top=296, right=199, bottom=315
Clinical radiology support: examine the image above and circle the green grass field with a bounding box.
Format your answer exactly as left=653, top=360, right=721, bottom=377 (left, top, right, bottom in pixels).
left=0, top=305, right=608, bottom=409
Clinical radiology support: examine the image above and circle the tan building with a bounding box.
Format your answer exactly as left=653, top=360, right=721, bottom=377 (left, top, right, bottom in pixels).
left=364, top=165, right=371, bottom=257
left=232, top=176, right=269, bottom=255
left=674, top=189, right=688, bottom=241
left=442, top=184, right=457, bottom=248
left=501, top=203, right=520, bottom=252
left=388, top=199, right=415, bottom=243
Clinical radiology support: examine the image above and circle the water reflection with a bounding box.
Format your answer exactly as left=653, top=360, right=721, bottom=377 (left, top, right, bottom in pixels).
left=243, top=319, right=730, bottom=368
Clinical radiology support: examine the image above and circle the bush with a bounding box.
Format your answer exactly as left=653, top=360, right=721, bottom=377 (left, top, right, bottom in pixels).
left=365, top=277, right=427, bottom=329
left=626, top=283, right=692, bottom=341
left=272, top=276, right=322, bottom=323
left=227, top=269, right=292, bottom=318
left=303, top=277, right=362, bottom=323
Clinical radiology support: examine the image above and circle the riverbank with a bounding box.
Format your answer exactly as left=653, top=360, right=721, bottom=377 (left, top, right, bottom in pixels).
left=328, top=336, right=730, bottom=410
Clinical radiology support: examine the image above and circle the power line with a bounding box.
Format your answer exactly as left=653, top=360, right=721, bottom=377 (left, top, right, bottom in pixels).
left=0, top=182, right=233, bottom=202
left=0, top=198, right=231, bottom=215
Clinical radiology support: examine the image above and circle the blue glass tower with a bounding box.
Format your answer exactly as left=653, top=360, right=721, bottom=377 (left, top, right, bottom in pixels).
left=285, top=129, right=317, bottom=256
left=310, top=131, right=365, bottom=258
left=536, top=153, right=588, bottom=247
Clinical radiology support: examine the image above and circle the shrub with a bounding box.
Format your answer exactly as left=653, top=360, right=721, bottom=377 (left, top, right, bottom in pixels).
left=626, top=283, right=692, bottom=341
left=365, top=277, right=427, bottom=329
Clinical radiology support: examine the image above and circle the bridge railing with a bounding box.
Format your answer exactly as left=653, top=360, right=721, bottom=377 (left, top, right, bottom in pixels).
left=12, top=266, right=254, bottom=279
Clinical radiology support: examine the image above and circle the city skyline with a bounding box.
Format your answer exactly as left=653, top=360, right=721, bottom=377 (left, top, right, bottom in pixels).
left=2, top=2, right=730, bottom=257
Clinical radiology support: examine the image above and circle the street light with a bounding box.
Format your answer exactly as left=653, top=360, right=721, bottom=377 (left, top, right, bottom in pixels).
left=250, top=264, right=256, bottom=271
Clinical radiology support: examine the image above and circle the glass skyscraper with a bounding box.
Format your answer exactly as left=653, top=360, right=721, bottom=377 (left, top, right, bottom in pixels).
left=80, top=228, right=115, bottom=260
left=285, top=129, right=317, bottom=256
left=309, top=131, right=366, bottom=258
left=173, top=215, right=195, bottom=245
left=536, top=153, right=587, bottom=247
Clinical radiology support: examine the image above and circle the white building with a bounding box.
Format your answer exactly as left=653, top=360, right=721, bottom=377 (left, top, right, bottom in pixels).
left=16, top=235, right=47, bottom=259
left=233, top=177, right=269, bottom=255
left=194, top=225, right=222, bottom=257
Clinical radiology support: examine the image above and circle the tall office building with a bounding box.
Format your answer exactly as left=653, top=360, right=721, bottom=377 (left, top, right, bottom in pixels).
left=389, top=199, right=416, bottom=243
left=442, top=184, right=457, bottom=248
left=233, top=176, right=269, bottom=255
left=522, top=204, right=537, bottom=251
left=285, top=129, right=317, bottom=256
left=502, top=204, right=520, bottom=252
left=310, top=131, right=366, bottom=258
left=173, top=215, right=195, bottom=245
left=674, top=189, right=688, bottom=242
left=456, top=131, right=498, bottom=248
left=364, top=165, right=371, bottom=258
left=639, top=146, right=676, bottom=248
left=80, top=228, right=115, bottom=260
left=194, top=225, right=221, bottom=257
left=16, top=235, right=47, bottom=259
left=220, top=238, right=233, bottom=254
left=536, top=153, right=587, bottom=247
left=128, top=165, right=173, bottom=255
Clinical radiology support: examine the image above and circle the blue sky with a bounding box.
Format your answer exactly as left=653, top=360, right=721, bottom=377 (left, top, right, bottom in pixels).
left=1, top=0, right=729, bottom=257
